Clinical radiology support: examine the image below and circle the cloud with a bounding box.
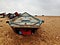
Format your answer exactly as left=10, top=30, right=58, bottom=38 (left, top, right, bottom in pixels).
left=0, top=0, right=60, bottom=16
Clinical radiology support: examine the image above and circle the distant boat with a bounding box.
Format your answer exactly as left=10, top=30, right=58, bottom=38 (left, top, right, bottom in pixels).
left=0, top=13, right=5, bottom=18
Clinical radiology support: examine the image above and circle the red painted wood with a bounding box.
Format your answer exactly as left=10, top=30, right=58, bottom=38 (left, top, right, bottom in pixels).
left=20, top=29, right=32, bottom=35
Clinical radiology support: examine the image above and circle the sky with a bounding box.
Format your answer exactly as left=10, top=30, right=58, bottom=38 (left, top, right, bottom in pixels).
left=0, top=0, right=60, bottom=16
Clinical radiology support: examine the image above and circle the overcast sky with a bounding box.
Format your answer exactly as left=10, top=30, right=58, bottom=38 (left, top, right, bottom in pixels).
left=0, top=0, right=60, bottom=16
